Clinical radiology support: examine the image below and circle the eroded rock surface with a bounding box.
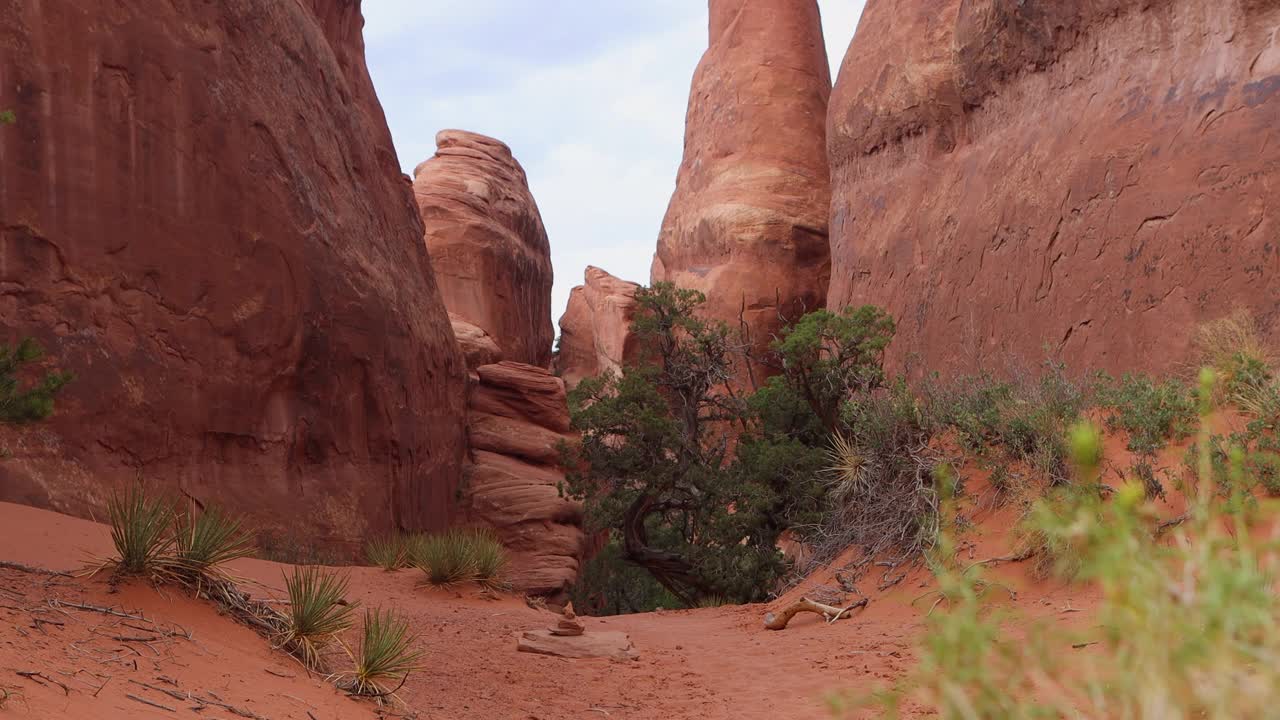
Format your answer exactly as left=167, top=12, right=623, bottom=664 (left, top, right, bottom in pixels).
left=555, top=266, right=641, bottom=389
left=652, top=0, right=832, bottom=375
left=414, top=131, right=554, bottom=368
left=0, top=0, right=468, bottom=550
left=458, top=354, right=584, bottom=596
left=827, top=0, right=1280, bottom=375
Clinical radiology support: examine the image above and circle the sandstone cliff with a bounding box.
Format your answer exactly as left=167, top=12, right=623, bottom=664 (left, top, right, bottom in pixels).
left=828, top=0, right=1280, bottom=375
left=652, top=0, right=832, bottom=378
left=0, top=0, right=468, bottom=551
left=415, top=131, right=555, bottom=368
left=555, top=266, right=641, bottom=390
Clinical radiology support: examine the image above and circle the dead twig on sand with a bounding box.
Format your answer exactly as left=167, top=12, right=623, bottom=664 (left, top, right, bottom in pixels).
left=51, top=599, right=150, bottom=622
left=0, top=561, right=72, bottom=578
left=763, top=597, right=869, bottom=630
left=126, top=692, right=175, bottom=712
left=16, top=670, right=70, bottom=696
left=128, top=679, right=269, bottom=719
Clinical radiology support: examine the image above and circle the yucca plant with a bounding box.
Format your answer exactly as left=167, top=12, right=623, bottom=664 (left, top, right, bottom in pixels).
left=342, top=608, right=424, bottom=699
left=279, top=567, right=357, bottom=669
left=464, top=528, right=508, bottom=590
left=408, top=531, right=476, bottom=587
left=106, top=485, right=176, bottom=579
left=173, top=506, right=255, bottom=578
left=364, top=534, right=408, bottom=571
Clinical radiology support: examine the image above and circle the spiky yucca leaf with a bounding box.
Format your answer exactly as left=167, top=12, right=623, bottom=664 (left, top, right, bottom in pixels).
left=463, top=528, right=508, bottom=590
left=364, top=534, right=407, bottom=571
left=107, top=485, right=176, bottom=578
left=345, top=608, right=424, bottom=697
left=280, top=567, right=357, bottom=668
left=174, top=506, right=255, bottom=576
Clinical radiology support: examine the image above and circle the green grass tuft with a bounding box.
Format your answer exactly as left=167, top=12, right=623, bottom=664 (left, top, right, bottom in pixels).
left=280, top=566, right=357, bottom=669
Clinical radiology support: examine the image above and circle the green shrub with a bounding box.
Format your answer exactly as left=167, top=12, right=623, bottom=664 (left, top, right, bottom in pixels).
left=342, top=608, right=423, bottom=698
left=280, top=567, right=357, bottom=669
left=464, top=528, right=508, bottom=590
left=0, top=338, right=72, bottom=424
left=106, top=485, right=176, bottom=579
left=568, top=534, right=682, bottom=616
left=841, top=370, right=1280, bottom=719
left=1098, top=373, right=1196, bottom=455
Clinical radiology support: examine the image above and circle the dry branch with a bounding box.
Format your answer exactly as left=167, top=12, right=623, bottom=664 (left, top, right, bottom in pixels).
left=763, top=596, right=869, bottom=630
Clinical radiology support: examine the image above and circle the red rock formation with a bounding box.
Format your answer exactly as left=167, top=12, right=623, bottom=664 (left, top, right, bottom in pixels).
left=652, top=0, right=832, bottom=376
left=828, top=0, right=1280, bottom=376
left=555, top=266, right=641, bottom=389
left=414, top=131, right=554, bottom=368
left=0, top=0, right=468, bottom=551
left=463, top=361, right=583, bottom=597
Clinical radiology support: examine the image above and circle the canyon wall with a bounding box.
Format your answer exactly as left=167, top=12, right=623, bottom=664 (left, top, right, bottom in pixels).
left=653, top=0, right=832, bottom=376
left=828, top=0, right=1280, bottom=375
left=414, top=130, right=555, bottom=368
left=0, top=0, right=468, bottom=551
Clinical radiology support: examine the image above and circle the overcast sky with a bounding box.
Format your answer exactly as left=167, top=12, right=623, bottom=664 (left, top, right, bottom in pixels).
left=363, top=2, right=866, bottom=330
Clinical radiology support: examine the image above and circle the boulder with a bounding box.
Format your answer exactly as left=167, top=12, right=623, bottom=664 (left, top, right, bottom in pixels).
left=555, top=266, right=642, bottom=389
left=0, top=0, right=468, bottom=550
left=652, top=0, right=832, bottom=377
left=451, top=314, right=504, bottom=370
left=517, top=630, right=639, bottom=662
left=414, top=130, right=554, bottom=368
left=827, top=0, right=1280, bottom=376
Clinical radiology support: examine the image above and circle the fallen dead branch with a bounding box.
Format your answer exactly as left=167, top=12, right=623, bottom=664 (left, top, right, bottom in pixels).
left=16, top=670, right=70, bottom=696
left=763, top=596, right=869, bottom=630
left=125, top=692, right=175, bottom=712
left=51, top=599, right=150, bottom=622
left=0, top=561, right=72, bottom=578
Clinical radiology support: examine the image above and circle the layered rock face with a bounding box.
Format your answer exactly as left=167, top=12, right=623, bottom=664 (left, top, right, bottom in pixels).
left=652, top=0, right=832, bottom=373
left=555, top=267, right=641, bottom=389
left=828, top=0, right=1280, bottom=376
left=414, top=131, right=555, bottom=368
left=450, top=317, right=583, bottom=596
left=0, top=1, right=468, bottom=550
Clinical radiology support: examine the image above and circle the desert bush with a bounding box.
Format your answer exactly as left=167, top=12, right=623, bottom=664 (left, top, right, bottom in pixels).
left=1097, top=373, right=1196, bottom=455
left=1195, top=308, right=1272, bottom=399
left=341, top=608, right=423, bottom=698
left=0, top=110, right=13, bottom=125
left=106, top=485, right=177, bottom=579
left=280, top=566, right=357, bottom=668
left=464, top=528, right=508, bottom=590
left=569, top=534, right=683, bottom=615
left=841, top=369, right=1280, bottom=719
left=364, top=534, right=408, bottom=571
left=173, top=506, right=255, bottom=577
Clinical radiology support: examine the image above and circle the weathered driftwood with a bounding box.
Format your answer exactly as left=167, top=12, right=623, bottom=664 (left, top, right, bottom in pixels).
left=763, top=596, right=869, bottom=630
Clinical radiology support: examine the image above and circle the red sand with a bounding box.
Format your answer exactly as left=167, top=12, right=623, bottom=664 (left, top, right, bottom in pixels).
left=0, top=484, right=1114, bottom=720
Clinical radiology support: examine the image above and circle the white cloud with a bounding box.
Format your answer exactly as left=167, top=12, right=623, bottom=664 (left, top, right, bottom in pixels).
left=364, top=1, right=865, bottom=331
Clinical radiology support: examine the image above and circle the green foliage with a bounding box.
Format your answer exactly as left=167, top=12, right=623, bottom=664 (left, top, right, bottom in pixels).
left=1098, top=373, right=1196, bottom=455
left=280, top=566, right=357, bottom=669
left=844, top=372, right=1280, bottom=719
left=364, top=534, right=408, bottom=571
left=407, top=528, right=507, bottom=588
left=106, top=485, right=177, bottom=579
left=569, top=534, right=683, bottom=615
left=772, top=305, right=895, bottom=434
left=0, top=110, right=13, bottom=125
left=173, top=506, right=255, bottom=576
left=925, top=361, right=1091, bottom=483
left=566, top=283, right=833, bottom=606
left=0, top=338, right=72, bottom=424
left=343, top=609, right=424, bottom=698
